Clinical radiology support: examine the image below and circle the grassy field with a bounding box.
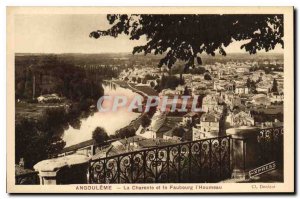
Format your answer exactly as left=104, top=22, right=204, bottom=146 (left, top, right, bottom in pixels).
left=15, top=102, right=68, bottom=123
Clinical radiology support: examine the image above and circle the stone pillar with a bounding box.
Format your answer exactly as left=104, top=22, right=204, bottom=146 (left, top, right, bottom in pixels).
left=227, top=127, right=260, bottom=180
left=38, top=171, right=57, bottom=185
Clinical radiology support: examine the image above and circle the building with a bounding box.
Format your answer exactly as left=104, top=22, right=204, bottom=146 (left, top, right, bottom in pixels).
left=182, top=112, right=198, bottom=126
left=251, top=94, right=271, bottom=106
left=137, top=111, right=166, bottom=139
left=251, top=70, right=265, bottom=82
left=193, top=111, right=222, bottom=140
left=213, top=80, right=227, bottom=91
left=58, top=139, right=96, bottom=157
left=37, top=93, right=64, bottom=103
left=256, top=81, right=272, bottom=93
left=163, top=130, right=182, bottom=141
left=175, top=85, right=186, bottom=95
left=237, top=67, right=250, bottom=74
left=223, top=93, right=242, bottom=110
left=235, top=85, right=249, bottom=95
left=202, top=94, right=221, bottom=112
left=226, top=110, right=255, bottom=127
left=269, top=93, right=284, bottom=104
left=159, top=89, right=180, bottom=97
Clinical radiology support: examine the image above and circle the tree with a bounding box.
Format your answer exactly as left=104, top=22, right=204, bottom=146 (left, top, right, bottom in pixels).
left=166, top=76, right=181, bottom=89
left=116, top=127, right=136, bottom=139
left=150, top=81, right=155, bottom=88
left=159, top=74, right=167, bottom=90
left=141, top=114, right=151, bottom=128
left=38, top=107, right=68, bottom=136
left=144, top=74, right=155, bottom=81
left=246, top=77, right=257, bottom=93
left=183, top=86, right=190, bottom=95
left=92, top=127, right=109, bottom=146
left=15, top=113, right=68, bottom=168
left=204, top=73, right=212, bottom=80
left=187, top=66, right=206, bottom=74
left=15, top=118, right=41, bottom=168
left=246, top=77, right=252, bottom=88
left=159, top=75, right=181, bottom=90
left=173, top=126, right=185, bottom=138
left=90, top=14, right=283, bottom=70
left=16, top=55, right=104, bottom=102
left=271, top=79, right=278, bottom=93
left=46, top=136, right=66, bottom=158
left=179, top=73, right=185, bottom=85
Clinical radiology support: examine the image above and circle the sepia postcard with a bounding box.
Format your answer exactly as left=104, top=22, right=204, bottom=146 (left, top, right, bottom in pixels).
left=7, top=6, right=294, bottom=193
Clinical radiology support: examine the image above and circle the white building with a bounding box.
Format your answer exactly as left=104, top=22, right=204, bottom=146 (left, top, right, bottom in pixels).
left=235, top=86, right=249, bottom=95
left=226, top=111, right=255, bottom=127
left=137, top=111, right=166, bottom=139
left=202, top=94, right=221, bottom=112
left=193, top=112, right=221, bottom=141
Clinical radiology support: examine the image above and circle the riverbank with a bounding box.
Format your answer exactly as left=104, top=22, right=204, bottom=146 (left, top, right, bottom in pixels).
left=107, top=79, right=158, bottom=136
left=110, top=80, right=158, bottom=97
left=114, top=113, right=143, bottom=135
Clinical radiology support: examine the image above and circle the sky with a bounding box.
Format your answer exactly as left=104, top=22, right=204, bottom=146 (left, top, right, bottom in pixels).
left=15, top=14, right=283, bottom=54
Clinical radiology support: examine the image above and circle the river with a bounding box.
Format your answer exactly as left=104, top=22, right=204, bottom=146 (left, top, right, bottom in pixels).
left=62, top=82, right=142, bottom=147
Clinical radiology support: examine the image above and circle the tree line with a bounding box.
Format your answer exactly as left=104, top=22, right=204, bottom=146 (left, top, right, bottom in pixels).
left=15, top=106, right=85, bottom=168
left=15, top=55, right=104, bottom=102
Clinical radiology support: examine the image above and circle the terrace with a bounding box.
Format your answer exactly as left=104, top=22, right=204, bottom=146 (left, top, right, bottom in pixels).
left=16, top=127, right=283, bottom=184
left=88, top=127, right=283, bottom=184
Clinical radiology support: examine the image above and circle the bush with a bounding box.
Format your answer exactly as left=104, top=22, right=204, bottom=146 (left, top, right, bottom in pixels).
left=141, top=114, right=151, bottom=128
left=92, top=127, right=109, bottom=146
left=116, top=127, right=136, bottom=139
left=173, top=127, right=185, bottom=137
left=204, top=73, right=212, bottom=80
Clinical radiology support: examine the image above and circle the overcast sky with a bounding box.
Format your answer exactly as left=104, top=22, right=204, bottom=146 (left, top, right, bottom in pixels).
left=15, top=14, right=283, bottom=54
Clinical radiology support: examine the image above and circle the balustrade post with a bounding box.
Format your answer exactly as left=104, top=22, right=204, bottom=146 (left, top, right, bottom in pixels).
left=130, top=154, right=134, bottom=183
left=155, top=148, right=158, bottom=183
left=188, top=142, right=192, bottom=182
left=271, top=129, right=275, bottom=162
left=199, top=141, right=202, bottom=181
left=37, top=171, right=57, bottom=185
left=228, top=136, right=231, bottom=178
left=143, top=150, right=146, bottom=183
left=219, top=138, right=222, bottom=179
left=166, top=147, right=170, bottom=183
left=209, top=139, right=212, bottom=182
left=262, top=130, right=266, bottom=163
left=103, top=159, right=107, bottom=184
left=87, top=163, right=91, bottom=184
left=117, top=156, right=120, bottom=183
left=243, top=140, right=246, bottom=172
left=178, top=145, right=181, bottom=182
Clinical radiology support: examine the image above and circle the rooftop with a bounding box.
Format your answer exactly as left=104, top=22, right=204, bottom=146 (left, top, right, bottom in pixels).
left=201, top=112, right=221, bottom=122
left=60, top=139, right=95, bottom=154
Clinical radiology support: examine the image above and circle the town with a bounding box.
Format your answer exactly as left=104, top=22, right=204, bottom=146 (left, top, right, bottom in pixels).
left=109, top=54, right=283, bottom=144
left=15, top=53, right=284, bottom=185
